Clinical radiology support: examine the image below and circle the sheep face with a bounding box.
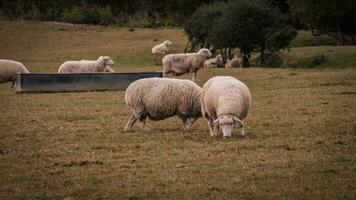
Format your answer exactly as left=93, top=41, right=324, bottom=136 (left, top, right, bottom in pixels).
left=103, top=56, right=114, bottom=66
left=213, top=115, right=239, bottom=138
left=198, top=48, right=212, bottom=60
left=164, top=40, right=172, bottom=46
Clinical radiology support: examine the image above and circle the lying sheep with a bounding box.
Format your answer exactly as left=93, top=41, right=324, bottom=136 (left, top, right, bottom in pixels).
left=152, top=40, right=172, bottom=54
left=0, top=59, right=30, bottom=87
left=58, top=56, right=114, bottom=73
left=204, top=54, right=224, bottom=68
left=124, top=77, right=202, bottom=131
left=162, top=48, right=212, bottom=81
left=225, top=55, right=242, bottom=68
left=201, top=76, right=252, bottom=138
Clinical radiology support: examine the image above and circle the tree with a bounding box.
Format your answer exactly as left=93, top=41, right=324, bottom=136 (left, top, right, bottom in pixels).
left=184, top=0, right=297, bottom=66
left=289, top=0, right=356, bottom=44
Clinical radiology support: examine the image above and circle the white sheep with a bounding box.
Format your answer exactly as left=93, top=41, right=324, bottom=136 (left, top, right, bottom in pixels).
left=201, top=76, right=252, bottom=138
left=0, top=59, right=30, bottom=87
left=151, top=40, right=172, bottom=54
left=58, top=56, right=114, bottom=73
left=162, top=48, right=212, bottom=82
left=225, top=54, right=242, bottom=68
left=204, top=54, right=224, bottom=68
left=124, top=77, right=202, bottom=131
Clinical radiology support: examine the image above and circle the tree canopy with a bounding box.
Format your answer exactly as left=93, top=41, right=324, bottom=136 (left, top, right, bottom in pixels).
left=184, top=0, right=297, bottom=66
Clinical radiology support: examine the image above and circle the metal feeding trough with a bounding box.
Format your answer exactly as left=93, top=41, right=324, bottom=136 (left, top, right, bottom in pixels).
left=16, top=72, right=162, bottom=93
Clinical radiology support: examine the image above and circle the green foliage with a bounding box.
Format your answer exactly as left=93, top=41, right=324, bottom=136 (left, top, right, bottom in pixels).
left=185, top=0, right=297, bottom=67
left=300, top=53, right=327, bottom=68
left=62, top=6, right=114, bottom=26
left=289, top=0, right=356, bottom=44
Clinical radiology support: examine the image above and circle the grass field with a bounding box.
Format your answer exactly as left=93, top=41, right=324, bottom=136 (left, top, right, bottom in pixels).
left=0, top=20, right=356, bottom=199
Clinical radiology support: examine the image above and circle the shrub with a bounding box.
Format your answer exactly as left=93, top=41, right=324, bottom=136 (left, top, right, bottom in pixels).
left=62, top=6, right=115, bottom=26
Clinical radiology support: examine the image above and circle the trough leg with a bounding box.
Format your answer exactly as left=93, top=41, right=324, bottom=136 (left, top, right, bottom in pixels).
left=124, top=113, right=137, bottom=131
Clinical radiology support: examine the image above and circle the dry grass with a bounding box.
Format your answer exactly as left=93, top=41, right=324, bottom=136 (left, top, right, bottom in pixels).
left=0, top=20, right=356, bottom=199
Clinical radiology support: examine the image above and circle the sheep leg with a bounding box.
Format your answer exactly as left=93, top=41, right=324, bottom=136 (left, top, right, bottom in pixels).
left=183, top=117, right=197, bottom=131
left=162, top=70, right=168, bottom=78
left=192, top=72, right=197, bottom=82
left=240, top=121, right=245, bottom=136
left=139, top=115, right=150, bottom=132
left=208, top=119, right=218, bottom=136
left=11, top=81, right=15, bottom=88
left=181, top=118, right=188, bottom=130
left=124, top=113, right=137, bottom=131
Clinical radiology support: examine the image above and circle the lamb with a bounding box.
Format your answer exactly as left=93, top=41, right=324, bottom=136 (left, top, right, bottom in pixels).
left=204, top=54, right=224, bottom=68
left=58, top=56, right=114, bottom=73
left=124, top=77, right=202, bottom=131
left=162, top=48, right=212, bottom=82
left=201, top=76, right=252, bottom=138
left=151, top=40, right=172, bottom=54
left=0, top=59, right=30, bottom=87
left=225, top=54, right=242, bottom=68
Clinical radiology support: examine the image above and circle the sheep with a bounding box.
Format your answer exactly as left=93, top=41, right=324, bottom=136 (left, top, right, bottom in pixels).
left=151, top=40, right=172, bottom=54
left=204, top=54, right=224, bottom=68
left=80, top=59, right=115, bottom=72
left=124, top=77, right=202, bottom=132
left=58, top=56, right=114, bottom=73
left=225, top=54, right=242, bottom=68
left=162, top=48, right=212, bottom=82
left=201, top=76, right=252, bottom=139
left=0, top=59, right=30, bottom=87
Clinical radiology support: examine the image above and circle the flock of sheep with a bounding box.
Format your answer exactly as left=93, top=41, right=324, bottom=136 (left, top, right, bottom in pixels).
left=125, top=40, right=251, bottom=138
left=0, top=39, right=251, bottom=138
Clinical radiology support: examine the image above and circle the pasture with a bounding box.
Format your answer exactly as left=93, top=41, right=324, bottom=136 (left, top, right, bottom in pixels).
left=0, top=20, right=355, bottom=199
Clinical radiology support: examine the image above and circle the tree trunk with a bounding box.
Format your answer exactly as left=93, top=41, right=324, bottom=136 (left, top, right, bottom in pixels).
left=242, top=52, right=250, bottom=67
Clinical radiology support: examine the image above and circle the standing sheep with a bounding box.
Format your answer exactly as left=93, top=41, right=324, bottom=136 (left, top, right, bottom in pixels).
left=201, top=76, right=252, bottom=138
left=204, top=54, right=224, bottom=68
left=162, top=48, right=212, bottom=82
left=124, top=77, right=202, bottom=131
left=58, top=56, right=114, bottom=73
left=225, top=54, right=242, bottom=68
left=0, top=59, right=30, bottom=87
left=151, top=40, right=172, bottom=54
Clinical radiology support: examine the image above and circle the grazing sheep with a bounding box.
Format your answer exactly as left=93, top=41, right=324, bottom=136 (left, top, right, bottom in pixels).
left=225, top=54, right=242, bottom=68
left=152, top=40, right=172, bottom=54
left=58, top=56, right=114, bottom=73
left=201, top=76, right=252, bottom=138
left=0, top=59, right=30, bottom=87
left=204, top=54, right=224, bottom=68
left=162, top=48, right=212, bottom=81
left=124, top=77, right=202, bottom=131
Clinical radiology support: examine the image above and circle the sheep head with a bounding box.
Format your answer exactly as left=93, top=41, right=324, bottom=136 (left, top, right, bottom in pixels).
left=164, top=40, right=172, bottom=47
left=100, top=56, right=114, bottom=66
left=212, top=115, right=241, bottom=138
left=197, top=48, right=212, bottom=60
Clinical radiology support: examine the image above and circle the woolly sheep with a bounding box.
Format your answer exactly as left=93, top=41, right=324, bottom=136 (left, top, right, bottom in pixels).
left=124, top=77, right=202, bottom=131
left=58, top=56, right=114, bottom=73
left=0, top=59, right=30, bottom=87
left=204, top=54, right=224, bottom=68
left=225, top=55, right=242, bottom=68
left=151, top=40, right=172, bottom=54
left=201, top=76, right=252, bottom=138
left=162, top=48, right=212, bottom=82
